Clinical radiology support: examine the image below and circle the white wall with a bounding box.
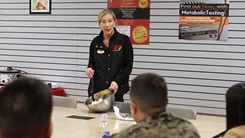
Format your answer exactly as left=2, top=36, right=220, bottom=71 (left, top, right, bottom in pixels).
left=0, top=0, right=245, bottom=115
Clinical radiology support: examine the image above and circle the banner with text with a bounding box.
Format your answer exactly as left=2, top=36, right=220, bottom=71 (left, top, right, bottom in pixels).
left=108, top=0, right=150, bottom=45
left=179, top=0, right=229, bottom=41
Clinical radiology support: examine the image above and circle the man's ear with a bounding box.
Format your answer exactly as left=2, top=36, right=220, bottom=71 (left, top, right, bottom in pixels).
left=164, top=98, right=169, bottom=107
left=130, top=100, right=137, bottom=114
left=45, top=121, right=52, bottom=138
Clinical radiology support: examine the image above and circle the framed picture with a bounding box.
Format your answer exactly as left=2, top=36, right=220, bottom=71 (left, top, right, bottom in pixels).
left=30, top=0, right=51, bottom=14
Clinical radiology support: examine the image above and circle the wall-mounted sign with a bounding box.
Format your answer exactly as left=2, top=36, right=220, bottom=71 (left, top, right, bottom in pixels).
left=108, top=0, right=150, bottom=45
left=179, top=0, right=229, bottom=41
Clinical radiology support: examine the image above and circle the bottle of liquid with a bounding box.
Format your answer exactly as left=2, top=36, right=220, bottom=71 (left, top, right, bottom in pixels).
left=98, top=113, right=110, bottom=138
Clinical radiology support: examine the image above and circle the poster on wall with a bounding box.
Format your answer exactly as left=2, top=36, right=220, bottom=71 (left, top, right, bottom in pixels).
left=30, top=0, right=51, bottom=14
left=179, top=0, right=229, bottom=41
left=108, top=0, right=150, bottom=45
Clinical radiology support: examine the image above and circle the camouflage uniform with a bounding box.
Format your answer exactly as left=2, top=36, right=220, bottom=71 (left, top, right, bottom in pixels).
left=111, top=111, right=200, bottom=138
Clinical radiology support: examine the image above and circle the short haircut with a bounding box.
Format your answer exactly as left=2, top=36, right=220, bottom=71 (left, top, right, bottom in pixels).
left=226, top=82, right=245, bottom=130
left=130, top=73, right=168, bottom=113
left=0, top=77, right=52, bottom=138
left=97, top=9, right=116, bottom=24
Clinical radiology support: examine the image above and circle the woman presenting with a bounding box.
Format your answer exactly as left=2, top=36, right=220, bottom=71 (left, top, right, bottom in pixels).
left=85, top=9, right=134, bottom=102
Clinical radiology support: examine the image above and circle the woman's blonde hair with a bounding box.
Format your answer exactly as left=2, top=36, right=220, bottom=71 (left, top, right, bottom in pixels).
left=98, top=9, right=116, bottom=24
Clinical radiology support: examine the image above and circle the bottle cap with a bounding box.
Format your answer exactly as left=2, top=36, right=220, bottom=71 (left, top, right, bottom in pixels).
left=101, top=114, right=107, bottom=121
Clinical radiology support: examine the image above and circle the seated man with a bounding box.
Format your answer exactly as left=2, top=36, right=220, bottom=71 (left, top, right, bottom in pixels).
left=0, top=77, right=53, bottom=138
left=111, top=73, right=200, bottom=138
left=223, top=83, right=245, bottom=138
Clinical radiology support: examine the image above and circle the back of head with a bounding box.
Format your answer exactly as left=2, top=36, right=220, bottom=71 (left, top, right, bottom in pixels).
left=0, top=77, right=52, bottom=138
left=130, top=73, right=168, bottom=114
left=226, top=83, right=245, bottom=130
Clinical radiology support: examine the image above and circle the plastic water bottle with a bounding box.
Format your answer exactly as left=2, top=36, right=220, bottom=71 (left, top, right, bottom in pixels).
left=98, top=114, right=110, bottom=138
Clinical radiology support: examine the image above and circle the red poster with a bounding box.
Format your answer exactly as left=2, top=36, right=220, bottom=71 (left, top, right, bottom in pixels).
left=108, top=0, right=150, bottom=45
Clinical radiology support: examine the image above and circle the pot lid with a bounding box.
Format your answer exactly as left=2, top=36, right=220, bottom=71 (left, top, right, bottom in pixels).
left=0, top=67, right=21, bottom=73
left=0, top=70, right=21, bottom=73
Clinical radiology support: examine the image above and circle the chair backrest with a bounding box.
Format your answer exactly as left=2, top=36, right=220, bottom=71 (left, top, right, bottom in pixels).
left=108, top=101, right=131, bottom=113
left=53, top=96, right=77, bottom=108
left=108, top=102, right=197, bottom=120
left=166, top=105, right=197, bottom=120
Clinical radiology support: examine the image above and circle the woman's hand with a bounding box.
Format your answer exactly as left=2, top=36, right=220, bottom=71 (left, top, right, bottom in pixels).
left=85, top=67, right=94, bottom=78
left=109, top=81, right=118, bottom=93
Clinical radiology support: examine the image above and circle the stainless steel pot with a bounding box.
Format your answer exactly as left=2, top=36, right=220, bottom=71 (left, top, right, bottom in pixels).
left=0, top=67, right=21, bottom=85
left=85, top=89, right=115, bottom=113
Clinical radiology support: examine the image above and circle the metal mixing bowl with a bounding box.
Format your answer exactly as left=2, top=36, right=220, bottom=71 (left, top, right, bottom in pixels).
left=85, top=89, right=114, bottom=112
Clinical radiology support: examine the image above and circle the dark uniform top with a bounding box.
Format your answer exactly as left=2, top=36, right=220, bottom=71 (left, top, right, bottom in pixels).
left=111, top=111, right=200, bottom=138
left=87, top=28, right=133, bottom=101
